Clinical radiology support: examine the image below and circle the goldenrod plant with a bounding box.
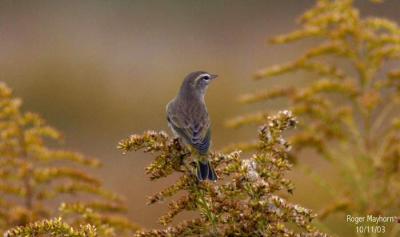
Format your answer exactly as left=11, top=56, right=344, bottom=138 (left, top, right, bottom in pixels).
left=0, top=82, right=138, bottom=237
left=118, top=111, right=327, bottom=237
left=228, top=0, right=400, bottom=235
left=4, top=218, right=97, bottom=237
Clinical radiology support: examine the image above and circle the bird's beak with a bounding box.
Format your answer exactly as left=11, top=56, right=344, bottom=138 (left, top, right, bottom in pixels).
left=210, top=74, right=218, bottom=80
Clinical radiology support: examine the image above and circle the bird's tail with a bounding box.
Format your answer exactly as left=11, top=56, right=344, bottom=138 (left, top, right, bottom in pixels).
left=196, top=160, right=217, bottom=181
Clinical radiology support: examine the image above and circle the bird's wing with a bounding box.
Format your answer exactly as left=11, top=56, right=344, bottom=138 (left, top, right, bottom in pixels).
left=167, top=101, right=211, bottom=154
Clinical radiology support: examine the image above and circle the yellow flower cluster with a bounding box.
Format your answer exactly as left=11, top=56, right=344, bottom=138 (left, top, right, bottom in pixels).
left=229, top=0, right=400, bottom=235
left=0, top=82, right=138, bottom=236
left=119, top=111, right=328, bottom=237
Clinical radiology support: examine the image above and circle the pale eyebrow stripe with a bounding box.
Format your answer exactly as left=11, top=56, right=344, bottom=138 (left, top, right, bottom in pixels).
left=195, top=73, right=211, bottom=81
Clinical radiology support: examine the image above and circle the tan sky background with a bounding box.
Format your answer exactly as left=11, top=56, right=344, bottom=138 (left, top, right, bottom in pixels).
left=0, top=0, right=399, bottom=234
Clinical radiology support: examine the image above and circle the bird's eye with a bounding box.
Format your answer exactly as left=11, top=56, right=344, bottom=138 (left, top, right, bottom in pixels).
left=202, top=75, right=210, bottom=80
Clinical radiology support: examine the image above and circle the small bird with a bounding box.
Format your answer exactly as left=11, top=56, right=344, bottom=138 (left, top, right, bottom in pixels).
left=166, top=71, right=218, bottom=181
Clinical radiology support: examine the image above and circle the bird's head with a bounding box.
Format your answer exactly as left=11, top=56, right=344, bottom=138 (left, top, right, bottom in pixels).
left=181, top=71, right=218, bottom=96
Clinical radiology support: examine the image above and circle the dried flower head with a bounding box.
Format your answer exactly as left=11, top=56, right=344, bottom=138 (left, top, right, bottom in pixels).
left=228, top=0, right=400, bottom=235
left=118, top=111, right=327, bottom=236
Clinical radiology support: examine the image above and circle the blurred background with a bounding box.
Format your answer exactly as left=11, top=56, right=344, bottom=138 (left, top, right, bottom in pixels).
left=1, top=0, right=399, bottom=233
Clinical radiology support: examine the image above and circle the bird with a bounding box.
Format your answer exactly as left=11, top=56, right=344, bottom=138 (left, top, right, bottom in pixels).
left=166, top=71, right=218, bottom=181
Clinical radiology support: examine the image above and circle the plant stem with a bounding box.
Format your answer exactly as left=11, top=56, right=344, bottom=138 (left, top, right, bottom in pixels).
left=17, top=117, right=33, bottom=210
